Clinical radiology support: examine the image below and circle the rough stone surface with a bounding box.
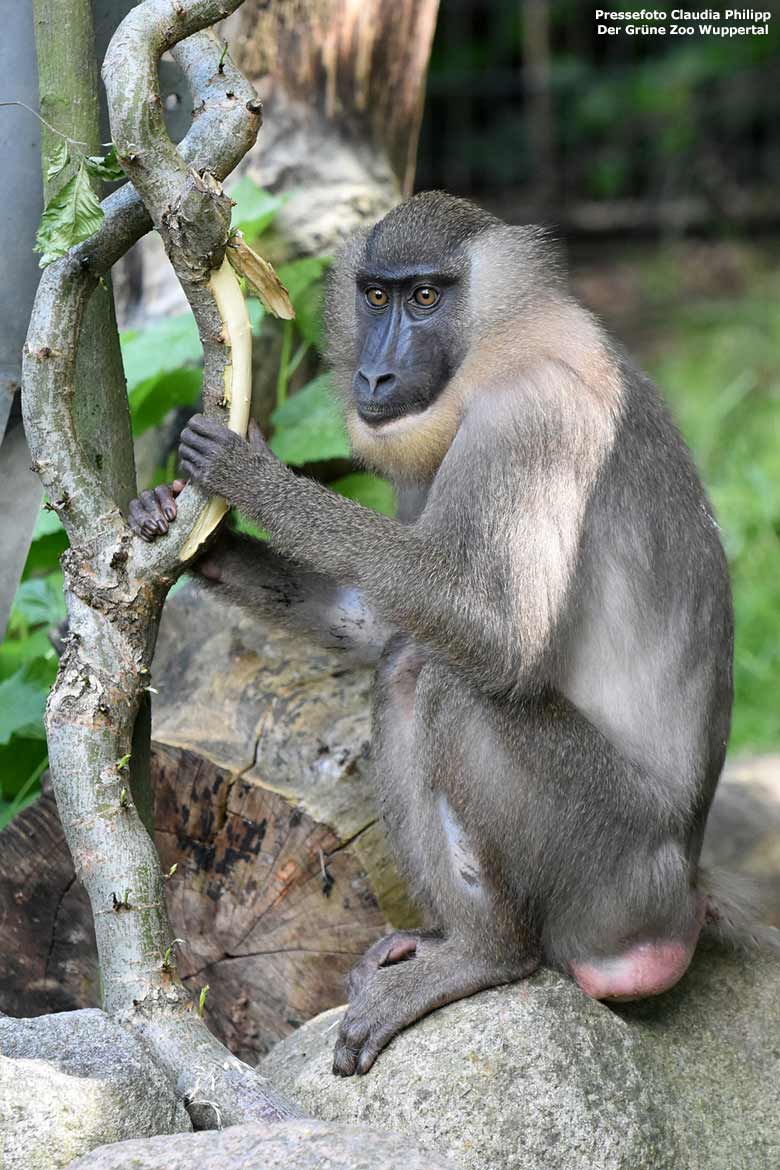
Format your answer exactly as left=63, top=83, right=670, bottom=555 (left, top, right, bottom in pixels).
left=262, top=943, right=780, bottom=1170
left=701, top=753, right=780, bottom=924
left=64, top=1120, right=459, bottom=1169
left=0, top=1010, right=191, bottom=1170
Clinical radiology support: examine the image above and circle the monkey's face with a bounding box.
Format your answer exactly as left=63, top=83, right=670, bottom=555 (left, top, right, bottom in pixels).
left=325, top=192, right=559, bottom=481
left=350, top=267, right=459, bottom=426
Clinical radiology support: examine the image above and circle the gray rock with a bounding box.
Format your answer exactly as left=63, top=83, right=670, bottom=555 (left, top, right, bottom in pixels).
left=0, top=1009, right=190, bottom=1170
left=65, top=1119, right=459, bottom=1169
left=262, top=943, right=780, bottom=1170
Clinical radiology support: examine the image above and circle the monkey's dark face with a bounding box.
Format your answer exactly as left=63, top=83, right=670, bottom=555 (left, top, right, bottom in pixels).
left=351, top=266, right=460, bottom=426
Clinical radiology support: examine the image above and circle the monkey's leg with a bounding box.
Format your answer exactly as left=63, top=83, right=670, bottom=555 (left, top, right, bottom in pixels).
left=333, top=938, right=537, bottom=1077
left=334, top=644, right=540, bottom=1077
left=497, top=691, right=707, bottom=1003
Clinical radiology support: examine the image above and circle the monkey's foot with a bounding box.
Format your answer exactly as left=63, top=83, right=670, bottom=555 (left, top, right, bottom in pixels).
left=344, top=930, right=440, bottom=999
left=333, top=944, right=537, bottom=1077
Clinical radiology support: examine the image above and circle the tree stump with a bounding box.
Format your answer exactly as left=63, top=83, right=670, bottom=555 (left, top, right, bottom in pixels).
left=0, top=583, right=417, bottom=1061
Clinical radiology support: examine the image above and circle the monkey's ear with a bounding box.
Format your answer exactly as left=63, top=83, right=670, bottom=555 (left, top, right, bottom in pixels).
left=500, top=224, right=564, bottom=283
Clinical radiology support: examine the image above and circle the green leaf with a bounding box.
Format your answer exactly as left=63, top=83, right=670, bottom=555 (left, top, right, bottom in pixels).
left=293, top=279, right=325, bottom=350
left=32, top=505, right=66, bottom=540
left=84, top=146, right=124, bottom=183
left=276, top=256, right=330, bottom=306
left=330, top=473, right=396, bottom=516
left=0, top=661, right=51, bottom=745
left=9, top=575, right=66, bottom=629
left=23, top=529, right=68, bottom=580
left=46, top=139, right=69, bottom=181
left=0, top=741, right=48, bottom=810
left=34, top=159, right=104, bottom=267
left=0, top=630, right=55, bottom=683
left=130, top=367, right=203, bottom=437
left=229, top=177, right=284, bottom=237
left=22, top=507, right=68, bottom=580
left=120, top=314, right=201, bottom=392
left=269, top=374, right=350, bottom=465
left=230, top=511, right=269, bottom=541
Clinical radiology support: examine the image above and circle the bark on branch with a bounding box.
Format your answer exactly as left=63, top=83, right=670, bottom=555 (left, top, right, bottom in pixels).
left=21, top=0, right=301, bottom=1128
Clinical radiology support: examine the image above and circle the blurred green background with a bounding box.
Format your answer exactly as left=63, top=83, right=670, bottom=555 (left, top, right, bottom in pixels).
left=2, top=3, right=778, bottom=826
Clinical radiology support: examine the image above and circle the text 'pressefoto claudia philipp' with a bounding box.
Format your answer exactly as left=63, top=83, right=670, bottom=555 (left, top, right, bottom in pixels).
left=595, top=9, right=772, bottom=36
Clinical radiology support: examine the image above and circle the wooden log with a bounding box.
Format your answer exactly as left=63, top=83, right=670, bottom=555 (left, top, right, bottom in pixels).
left=0, top=791, right=98, bottom=1017
left=0, top=584, right=417, bottom=1059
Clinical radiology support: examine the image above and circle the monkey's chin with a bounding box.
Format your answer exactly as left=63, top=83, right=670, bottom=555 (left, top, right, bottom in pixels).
left=353, top=406, right=427, bottom=435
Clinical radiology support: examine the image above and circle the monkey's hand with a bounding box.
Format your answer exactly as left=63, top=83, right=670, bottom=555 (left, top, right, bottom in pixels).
left=179, top=414, right=269, bottom=500
left=128, top=480, right=186, bottom=541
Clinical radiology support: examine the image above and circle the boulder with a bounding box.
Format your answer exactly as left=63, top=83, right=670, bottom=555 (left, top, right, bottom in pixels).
left=65, top=1119, right=459, bottom=1169
left=262, top=943, right=780, bottom=1170
left=0, top=1010, right=190, bottom=1170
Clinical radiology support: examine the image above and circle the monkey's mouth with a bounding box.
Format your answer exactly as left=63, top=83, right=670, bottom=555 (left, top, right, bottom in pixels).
left=357, top=400, right=428, bottom=427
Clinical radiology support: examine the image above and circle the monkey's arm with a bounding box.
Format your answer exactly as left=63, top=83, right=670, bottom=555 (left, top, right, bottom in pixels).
left=180, top=368, right=614, bottom=693
left=128, top=482, right=392, bottom=661
left=196, top=531, right=394, bottom=662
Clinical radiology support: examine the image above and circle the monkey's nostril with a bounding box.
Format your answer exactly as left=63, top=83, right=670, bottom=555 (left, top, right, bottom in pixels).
left=358, top=369, right=397, bottom=397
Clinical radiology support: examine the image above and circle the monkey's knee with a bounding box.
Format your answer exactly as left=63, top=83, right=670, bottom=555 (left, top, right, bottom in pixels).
left=570, top=934, right=700, bottom=1002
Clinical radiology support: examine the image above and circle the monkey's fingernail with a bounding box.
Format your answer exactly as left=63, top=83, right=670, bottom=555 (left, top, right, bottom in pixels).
left=164, top=508, right=176, bottom=520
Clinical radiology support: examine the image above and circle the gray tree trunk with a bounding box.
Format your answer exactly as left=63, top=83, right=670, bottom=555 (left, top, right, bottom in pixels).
left=20, top=0, right=299, bottom=1127
left=0, top=6, right=44, bottom=639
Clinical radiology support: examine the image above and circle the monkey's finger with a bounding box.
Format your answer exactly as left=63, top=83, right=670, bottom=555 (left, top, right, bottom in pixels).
left=179, top=427, right=211, bottom=455
left=129, top=489, right=168, bottom=540
left=178, top=444, right=206, bottom=481
left=171, top=479, right=186, bottom=496
left=153, top=484, right=178, bottom=523
left=356, top=1034, right=391, bottom=1076
left=184, top=413, right=231, bottom=441
left=128, top=500, right=158, bottom=541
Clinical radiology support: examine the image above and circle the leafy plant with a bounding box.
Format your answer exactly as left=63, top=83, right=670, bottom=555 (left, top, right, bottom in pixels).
left=269, top=374, right=349, bottom=465
left=35, top=146, right=124, bottom=267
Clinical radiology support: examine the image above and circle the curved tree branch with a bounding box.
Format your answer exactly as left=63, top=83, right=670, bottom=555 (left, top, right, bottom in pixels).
left=105, top=1, right=257, bottom=569
left=21, top=1, right=301, bottom=1128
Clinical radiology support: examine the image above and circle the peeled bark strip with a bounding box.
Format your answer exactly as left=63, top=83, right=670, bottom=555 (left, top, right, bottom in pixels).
left=21, top=0, right=300, bottom=1127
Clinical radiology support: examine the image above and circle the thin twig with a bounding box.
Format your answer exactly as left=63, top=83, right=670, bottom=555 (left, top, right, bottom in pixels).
left=0, top=100, right=112, bottom=147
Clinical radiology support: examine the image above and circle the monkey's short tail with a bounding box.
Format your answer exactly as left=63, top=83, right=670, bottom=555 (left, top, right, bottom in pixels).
left=698, top=867, right=780, bottom=953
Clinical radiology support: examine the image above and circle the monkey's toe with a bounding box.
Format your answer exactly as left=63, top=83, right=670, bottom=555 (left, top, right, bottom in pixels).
left=332, top=1003, right=396, bottom=1077
left=333, top=968, right=420, bottom=1076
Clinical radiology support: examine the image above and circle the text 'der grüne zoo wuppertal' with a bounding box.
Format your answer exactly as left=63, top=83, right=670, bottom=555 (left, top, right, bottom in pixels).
left=595, top=10, right=772, bottom=36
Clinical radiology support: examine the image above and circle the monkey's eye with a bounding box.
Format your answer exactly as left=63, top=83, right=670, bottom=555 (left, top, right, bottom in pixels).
left=365, top=287, right=389, bottom=308
left=411, top=286, right=439, bottom=308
